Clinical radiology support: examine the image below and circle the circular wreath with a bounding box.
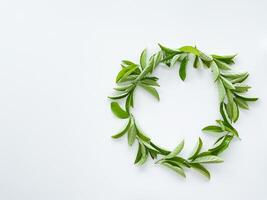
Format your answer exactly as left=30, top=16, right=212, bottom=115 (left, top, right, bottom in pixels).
left=108, top=44, right=258, bottom=179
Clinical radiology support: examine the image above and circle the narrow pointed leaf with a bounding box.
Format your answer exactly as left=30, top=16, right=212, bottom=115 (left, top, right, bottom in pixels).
left=140, top=83, right=160, bottom=101
left=188, top=137, right=203, bottom=160
left=190, top=163, right=210, bottom=179
left=202, top=125, right=224, bottom=133
left=179, top=56, right=188, bottom=81
left=128, top=125, right=137, bottom=145
left=192, top=155, right=223, bottom=163
left=140, top=49, right=147, bottom=69
left=161, top=162, right=186, bottom=178
left=165, top=140, right=184, bottom=159
left=111, top=118, right=131, bottom=138
left=220, top=76, right=235, bottom=90
left=110, top=102, right=129, bottom=119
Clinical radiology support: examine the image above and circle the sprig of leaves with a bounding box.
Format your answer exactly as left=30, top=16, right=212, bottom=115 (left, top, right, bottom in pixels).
left=109, top=44, right=258, bottom=179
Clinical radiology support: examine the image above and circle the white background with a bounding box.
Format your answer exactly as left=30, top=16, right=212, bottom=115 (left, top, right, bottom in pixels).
left=0, top=0, right=267, bottom=199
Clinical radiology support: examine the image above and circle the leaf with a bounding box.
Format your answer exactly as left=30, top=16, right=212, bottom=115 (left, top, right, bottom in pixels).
left=114, top=84, right=134, bottom=92
left=231, top=73, right=249, bottom=84
left=220, top=102, right=230, bottom=125
left=192, top=155, right=223, bottom=164
left=234, top=93, right=258, bottom=102
left=202, top=125, right=224, bottom=133
left=214, top=59, right=231, bottom=70
left=110, top=102, right=129, bottom=119
left=211, top=54, right=236, bottom=64
left=128, top=125, right=137, bottom=145
left=111, top=118, right=131, bottom=138
left=125, top=92, right=133, bottom=113
left=165, top=140, right=184, bottom=159
left=118, top=75, right=138, bottom=83
left=140, top=83, right=160, bottom=101
left=138, top=143, right=148, bottom=165
left=140, top=49, right=147, bottom=69
left=220, top=76, right=235, bottom=90
left=221, top=72, right=248, bottom=80
left=199, top=52, right=212, bottom=62
left=158, top=43, right=180, bottom=54
left=161, top=162, right=186, bottom=178
left=217, top=79, right=226, bottom=102
left=211, top=61, right=220, bottom=81
left=134, top=143, right=142, bottom=164
left=209, top=135, right=233, bottom=155
left=170, top=54, right=180, bottom=66
left=150, top=142, right=170, bottom=155
left=136, top=127, right=151, bottom=142
left=140, top=79, right=160, bottom=87
left=193, top=55, right=201, bottom=68
left=108, top=93, right=128, bottom=100
left=116, top=65, right=135, bottom=83
left=179, top=55, right=188, bottom=81
left=179, top=46, right=200, bottom=55
left=188, top=137, right=203, bottom=160
left=232, top=101, right=239, bottom=122
left=234, top=97, right=249, bottom=110
left=233, top=83, right=251, bottom=93
left=190, top=163, right=210, bottom=179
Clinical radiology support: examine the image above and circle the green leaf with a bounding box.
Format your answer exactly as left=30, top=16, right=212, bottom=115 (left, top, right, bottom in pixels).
left=136, top=127, right=151, bottom=142
left=140, top=49, right=147, bottom=69
left=134, top=143, right=142, bottom=164
left=233, top=83, right=251, bottom=93
left=165, top=140, right=184, bottom=159
left=128, top=125, right=137, bottom=145
left=114, top=84, right=134, bottom=92
left=217, top=79, right=226, bottom=102
left=108, top=93, right=128, bottom=100
left=202, top=125, right=224, bottom=133
left=192, top=155, right=223, bottom=164
left=111, top=118, right=131, bottom=138
left=188, top=137, right=203, bottom=160
left=140, top=83, right=160, bottom=101
left=219, top=102, right=230, bottom=125
left=211, top=61, right=220, bottom=81
left=118, top=75, right=138, bottom=83
left=110, top=102, right=129, bottom=119
left=234, top=97, right=249, bottom=110
left=231, top=73, right=249, bottom=84
left=150, top=142, right=170, bottom=155
left=158, top=43, right=180, bottom=54
left=179, top=46, right=200, bottom=56
left=214, top=59, right=231, bottom=70
left=220, top=76, right=235, bottom=90
left=170, top=54, right=180, bottom=66
left=211, top=54, right=236, bottom=64
left=199, top=52, right=212, bottom=62
left=190, top=163, right=210, bottom=179
left=234, top=93, right=258, bottom=102
left=116, top=65, right=135, bottom=83
left=179, top=55, right=188, bottom=81
left=138, top=142, right=148, bottom=165
left=193, top=55, right=201, bottom=68
left=125, top=92, right=133, bottom=113
left=209, top=135, right=233, bottom=155
left=161, top=162, right=186, bottom=178
left=232, top=101, right=239, bottom=122
left=221, top=72, right=248, bottom=80
left=140, top=79, right=160, bottom=87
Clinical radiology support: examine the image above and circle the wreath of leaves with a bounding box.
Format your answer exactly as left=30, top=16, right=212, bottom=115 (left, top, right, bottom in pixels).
left=108, top=44, right=258, bottom=179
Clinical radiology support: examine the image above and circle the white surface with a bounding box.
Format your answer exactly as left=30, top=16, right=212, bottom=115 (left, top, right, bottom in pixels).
left=0, top=0, right=267, bottom=199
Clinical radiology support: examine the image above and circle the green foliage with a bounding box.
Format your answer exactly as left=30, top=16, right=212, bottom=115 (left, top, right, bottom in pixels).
left=109, top=43, right=258, bottom=180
